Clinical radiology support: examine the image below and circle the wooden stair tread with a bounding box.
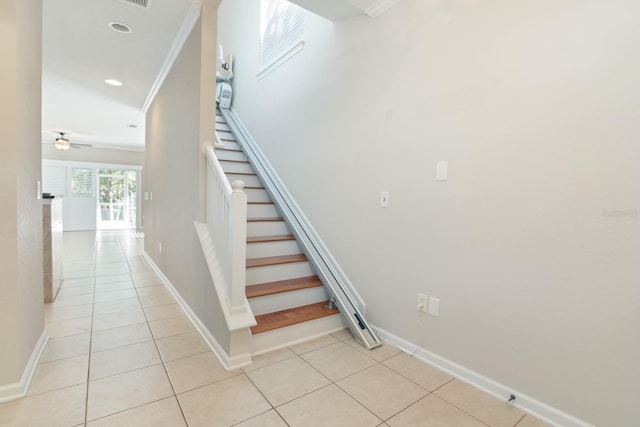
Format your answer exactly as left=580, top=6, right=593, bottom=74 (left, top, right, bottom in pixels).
left=246, top=254, right=307, bottom=268
left=246, top=275, right=322, bottom=298
left=251, top=301, right=339, bottom=334
left=247, top=217, right=283, bottom=222
left=244, top=185, right=265, bottom=190
left=215, top=147, right=242, bottom=152
left=219, top=159, right=249, bottom=164
left=221, top=138, right=237, bottom=142
left=225, top=171, right=257, bottom=176
left=248, top=201, right=274, bottom=205
left=247, top=234, right=294, bottom=243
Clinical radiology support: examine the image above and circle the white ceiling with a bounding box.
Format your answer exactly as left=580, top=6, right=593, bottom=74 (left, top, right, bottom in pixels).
left=41, top=0, right=396, bottom=152
left=42, top=0, right=195, bottom=151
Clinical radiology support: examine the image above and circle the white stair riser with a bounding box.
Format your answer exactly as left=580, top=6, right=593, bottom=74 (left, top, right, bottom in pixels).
left=246, top=261, right=315, bottom=285
left=246, top=239, right=301, bottom=259
left=215, top=122, right=231, bottom=132
left=249, top=286, right=329, bottom=316
left=216, top=129, right=235, bottom=139
left=247, top=203, right=279, bottom=218
left=222, top=141, right=241, bottom=150
left=244, top=188, right=271, bottom=203
left=247, top=220, right=289, bottom=236
left=215, top=150, right=246, bottom=162
left=220, top=161, right=254, bottom=174
left=251, top=315, right=346, bottom=355
left=226, top=175, right=261, bottom=188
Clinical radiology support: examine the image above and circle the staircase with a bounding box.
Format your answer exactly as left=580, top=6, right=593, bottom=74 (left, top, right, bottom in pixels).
left=214, top=111, right=344, bottom=354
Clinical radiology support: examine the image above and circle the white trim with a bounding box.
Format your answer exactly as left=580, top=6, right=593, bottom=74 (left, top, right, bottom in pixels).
left=193, top=222, right=256, bottom=329
left=257, top=40, right=305, bottom=80
left=143, top=252, right=253, bottom=370
left=364, top=0, right=401, bottom=18
left=372, top=326, right=594, bottom=427
left=0, top=331, right=49, bottom=404
left=141, top=2, right=202, bottom=113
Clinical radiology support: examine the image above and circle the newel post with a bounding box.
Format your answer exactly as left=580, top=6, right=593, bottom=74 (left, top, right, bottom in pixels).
left=229, top=180, right=248, bottom=313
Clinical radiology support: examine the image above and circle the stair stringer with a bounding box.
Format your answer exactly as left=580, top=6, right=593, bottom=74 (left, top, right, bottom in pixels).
left=221, top=108, right=381, bottom=350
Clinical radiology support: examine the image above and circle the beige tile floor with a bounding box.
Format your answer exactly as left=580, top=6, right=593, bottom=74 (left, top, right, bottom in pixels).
left=0, top=231, right=551, bottom=427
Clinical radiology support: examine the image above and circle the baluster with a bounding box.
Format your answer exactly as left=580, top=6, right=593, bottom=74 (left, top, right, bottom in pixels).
left=229, top=180, right=247, bottom=308
left=203, top=145, right=248, bottom=314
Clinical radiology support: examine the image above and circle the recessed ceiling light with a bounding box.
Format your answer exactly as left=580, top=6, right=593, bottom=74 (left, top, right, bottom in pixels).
left=105, top=79, right=123, bottom=87
left=109, top=21, right=133, bottom=33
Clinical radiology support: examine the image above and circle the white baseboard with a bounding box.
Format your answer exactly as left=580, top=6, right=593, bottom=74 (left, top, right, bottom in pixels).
left=372, top=326, right=593, bottom=427
left=0, top=330, right=49, bottom=404
left=143, top=253, right=252, bottom=370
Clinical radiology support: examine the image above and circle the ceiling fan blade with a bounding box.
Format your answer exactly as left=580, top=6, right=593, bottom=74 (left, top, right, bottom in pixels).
left=42, top=129, right=92, bottom=138
left=71, top=143, right=92, bottom=148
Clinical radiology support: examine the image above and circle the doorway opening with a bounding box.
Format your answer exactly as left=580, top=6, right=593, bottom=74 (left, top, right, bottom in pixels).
left=98, top=169, right=138, bottom=230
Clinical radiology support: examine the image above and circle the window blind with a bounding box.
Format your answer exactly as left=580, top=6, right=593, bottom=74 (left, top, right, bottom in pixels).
left=258, top=0, right=304, bottom=79
left=71, top=168, right=94, bottom=197
left=42, top=166, right=68, bottom=197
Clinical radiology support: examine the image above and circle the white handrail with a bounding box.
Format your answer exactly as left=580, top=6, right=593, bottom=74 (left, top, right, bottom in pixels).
left=200, top=140, right=252, bottom=321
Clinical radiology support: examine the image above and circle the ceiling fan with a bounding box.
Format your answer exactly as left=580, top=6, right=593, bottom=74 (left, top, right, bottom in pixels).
left=43, top=131, right=93, bottom=150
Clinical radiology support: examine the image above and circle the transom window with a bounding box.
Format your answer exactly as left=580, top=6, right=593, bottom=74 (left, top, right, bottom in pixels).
left=258, top=0, right=305, bottom=79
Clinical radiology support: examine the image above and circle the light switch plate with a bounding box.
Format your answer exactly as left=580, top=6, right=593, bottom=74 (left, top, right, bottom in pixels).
left=428, top=297, right=440, bottom=317
left=381, top=191, right=389, bottom=208
left=436, top=161, right=448, bottom=181
left=417, top=293, right=428, bottom=312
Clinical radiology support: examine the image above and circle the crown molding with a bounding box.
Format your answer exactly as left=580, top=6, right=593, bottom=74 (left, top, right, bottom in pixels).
left=142, top=1, right=202, bottom=114
left=365, top=0, right=401, bottom=18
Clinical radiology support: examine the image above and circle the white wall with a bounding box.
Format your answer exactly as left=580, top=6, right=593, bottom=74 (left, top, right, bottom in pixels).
left=0, top=0, right=45, bottom=391
left=145, top=11, right=231, bottom=354
left=218, top=0, right=640, bottom=425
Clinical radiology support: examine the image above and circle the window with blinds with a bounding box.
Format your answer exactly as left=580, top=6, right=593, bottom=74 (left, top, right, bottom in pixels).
left=258, top=0, right=305, bottom=79
left=42, top=166, right=68, bottom=197
left=71, top=168, right=94, bottom=197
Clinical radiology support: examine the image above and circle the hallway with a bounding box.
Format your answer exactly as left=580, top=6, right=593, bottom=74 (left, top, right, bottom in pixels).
left=0, top=231, right=546, bottom=426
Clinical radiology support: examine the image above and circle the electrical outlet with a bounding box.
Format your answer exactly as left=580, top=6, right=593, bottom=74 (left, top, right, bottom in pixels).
left=417, top=293, right=428, bottom=312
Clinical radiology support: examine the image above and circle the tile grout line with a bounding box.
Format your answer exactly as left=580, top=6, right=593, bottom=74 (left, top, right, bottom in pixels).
left=513, top=412, right=529, bottom=426
left=329, top=359, right=423, bottom=424
left=79, top=231, right=179, bottom=425
left=125, top=231, right=191, bottom=427
left=82, top=235, right=98, bottom=426
left=62, top=231, right=527, bottom=426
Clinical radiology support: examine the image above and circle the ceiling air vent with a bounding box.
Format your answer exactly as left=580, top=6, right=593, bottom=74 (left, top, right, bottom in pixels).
left=120, top=0, right=150, bottom=9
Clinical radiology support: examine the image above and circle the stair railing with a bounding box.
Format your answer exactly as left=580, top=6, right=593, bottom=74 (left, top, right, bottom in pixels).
left=196, top=141, right=255, bottom=330
left=220, top=109, right=381, bottom=350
